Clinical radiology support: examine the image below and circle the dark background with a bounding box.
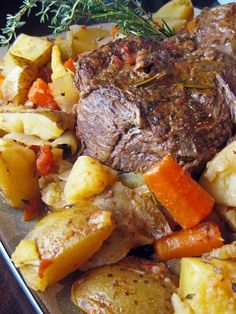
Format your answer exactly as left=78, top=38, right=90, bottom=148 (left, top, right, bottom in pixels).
left=0, top=1, right=218, bottom=313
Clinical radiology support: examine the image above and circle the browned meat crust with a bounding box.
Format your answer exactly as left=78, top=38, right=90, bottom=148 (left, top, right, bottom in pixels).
left=75, top=4, right=236, bottom=174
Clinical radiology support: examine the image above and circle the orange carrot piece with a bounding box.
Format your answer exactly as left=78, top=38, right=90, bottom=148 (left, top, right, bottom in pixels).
left=143, top=155, right=214, bottom=229
left=155, top=222, right=223, bottom=261
left=24, top=195, right=44, bottom=221
left=111, top=25, right=119, bottom=38
left=38, top=259, right=53, bottom=278
left=36, top=145, right=54, bottom=176
left=64, top=57, right=76, bottom=73
left=28, top=78, right=59, bottom=109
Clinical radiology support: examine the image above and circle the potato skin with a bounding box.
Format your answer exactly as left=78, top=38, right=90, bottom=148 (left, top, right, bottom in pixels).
left=12, top=203, right=114, bottom=291
left=71, top=257, right=177, bottom=314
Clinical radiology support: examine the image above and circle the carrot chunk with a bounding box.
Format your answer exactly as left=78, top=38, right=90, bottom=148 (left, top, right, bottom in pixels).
left=24, top=195, right=44, bottom=221
left=64, top=57, right=76, bottom=73
left=143, top=155, right=214, bottom=229
left=155, top=222, right=223, bottom=261
left=28, top=78, right=59, bottom=109
left=36, top=145, right=54, bottom=176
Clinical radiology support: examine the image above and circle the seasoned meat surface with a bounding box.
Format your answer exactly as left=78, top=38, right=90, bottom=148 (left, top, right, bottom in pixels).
left=75, top=4, right=236, bottom=174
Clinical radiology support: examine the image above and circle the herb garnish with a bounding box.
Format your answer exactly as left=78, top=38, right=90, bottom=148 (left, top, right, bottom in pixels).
left=0, top=0, right=175, bottom=46
left=133, top=71, right=167, bottom=88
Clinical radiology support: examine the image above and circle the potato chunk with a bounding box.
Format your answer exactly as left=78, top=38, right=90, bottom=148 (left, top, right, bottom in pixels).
left=51, top=45, right=79, bottom=112
left=72, top=257, right=177, bottom=314
left=0, top=140, right=39, bottom=210
left=0, top=108, right=75, bottom=140
left=64, top=156, right=117, bottom=202
left=175, top=257, right=236, bottom=314
left=200, top=141, right=236, bottom=206
left=9, top=34, right=52, bottom=68
left=12, top=204, right=114, bottom=291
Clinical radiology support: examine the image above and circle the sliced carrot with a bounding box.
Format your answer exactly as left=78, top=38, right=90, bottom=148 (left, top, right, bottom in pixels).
left=24, top=195, right=44, bottom=221
left=143, top=155, right=214, bottom=229
left=38, top=259, right=53, bottom=278
left=64, top=57, right=76, bottom=73
left=0, top=74, right=4, bottom=99
left=155, top=222, right=223, bottom=261
left=36, top=145, right=54, bottom=176
left=28, top=78, right=59, bottom=110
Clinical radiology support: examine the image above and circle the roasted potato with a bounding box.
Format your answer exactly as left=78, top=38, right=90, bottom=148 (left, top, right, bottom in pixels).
left=0, top=108, right=75, bottom=140
left=0, top=139, right=39, bottom=210
left=82, top=182, right=170, bottom=270
left=1, top=60, right=37, bottom=105
left=9, top=34, right=52, bottom=68
left=12, top=203, right=114, bottom=291
left=153, top=0, right=194, bottom=32
left=64, top=156, right=117, bottom=203
left=72, top=257, right=177, bottom=314
left=69, top=25, right=110, bottom=56
left=200, top=141, right=236, bottom=206
left=1, top=35, right=52, bottom=105
left=174, top=257, right=236, bottom=314
left=51, top=45, right=79, bottom=112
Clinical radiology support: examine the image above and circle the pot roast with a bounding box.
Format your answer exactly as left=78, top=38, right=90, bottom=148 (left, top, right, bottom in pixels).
left=75, top=4, right=236, bottom=174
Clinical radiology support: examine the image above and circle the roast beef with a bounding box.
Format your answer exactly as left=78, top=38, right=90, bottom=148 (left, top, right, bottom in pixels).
left=75, top=4, right=236, bottom=174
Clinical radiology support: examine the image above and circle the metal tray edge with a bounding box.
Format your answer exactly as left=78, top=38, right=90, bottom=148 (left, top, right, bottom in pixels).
left=0, top=240, right=47, bottom=314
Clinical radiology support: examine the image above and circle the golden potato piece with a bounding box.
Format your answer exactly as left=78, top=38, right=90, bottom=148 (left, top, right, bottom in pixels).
left=0, top=140, right=39, bottom=210
left=69, top=25, right=110, bottom=56
left=177, top=257, right=236, bottom=314
left=1, top=60, right=37, bottom=105
left=9, top=34, right=52, bottom=68
left=0, top=108, right=75, bottom=140
left=12, top=204, right=114, bottom=291
left=200, top=141, right=236, bottom=206
left=72, top=257, right=177, bottom=314
left=64, top=156, right=117, bottom=202
left=153, top=0, right=194, bottom=22
left=51, top=45, right=79, bottom=112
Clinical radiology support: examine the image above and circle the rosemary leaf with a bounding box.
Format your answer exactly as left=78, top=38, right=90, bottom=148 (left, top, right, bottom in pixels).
left=0, top=0, right=175, bottom=46
left=133, top=71, right=167, bottom=88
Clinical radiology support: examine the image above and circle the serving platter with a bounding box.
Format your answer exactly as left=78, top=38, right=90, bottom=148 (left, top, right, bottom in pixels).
left=0, top=5, right=215, bottom=313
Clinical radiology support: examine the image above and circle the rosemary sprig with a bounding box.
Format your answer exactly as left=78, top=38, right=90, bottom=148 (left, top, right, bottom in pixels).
left=0, top=0, right=175, bottom=46
left=132, top=71, right=167, bottom=88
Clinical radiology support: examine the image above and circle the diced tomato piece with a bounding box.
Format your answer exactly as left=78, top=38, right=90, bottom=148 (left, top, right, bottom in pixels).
left=112, top=55, right=124, bottom=68
left=36, top=145, right=54, bottom=176
left=28, top=78, right=59, bottom=110
left=24, top=195, right=44, bottom=221
left=64, top=58, right=76, bottom=73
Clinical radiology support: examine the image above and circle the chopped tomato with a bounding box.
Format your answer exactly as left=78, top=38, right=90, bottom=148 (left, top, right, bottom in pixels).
left=38, top=259, right=53, bottom=278
left=36, top=145, right=54, bottom=176
left=124, top=53, right=136, bottom=65
left=64, top=58, right=76, bottom=73
left=28, top=78, right=59, bottom=110
left=112, top=55, right=124, bottom=68
left=24, top=195, right=44, bottom=221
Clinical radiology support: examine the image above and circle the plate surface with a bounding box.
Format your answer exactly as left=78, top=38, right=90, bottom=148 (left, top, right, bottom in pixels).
left=0, top=8, right=204, bottom=312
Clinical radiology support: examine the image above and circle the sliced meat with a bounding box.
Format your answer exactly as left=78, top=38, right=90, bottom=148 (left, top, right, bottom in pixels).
left=75, top=4, right=236, bottom=174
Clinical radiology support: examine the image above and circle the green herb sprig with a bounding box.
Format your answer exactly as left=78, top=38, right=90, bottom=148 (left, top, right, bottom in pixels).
left=0, top=0, right=175, bottom=46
